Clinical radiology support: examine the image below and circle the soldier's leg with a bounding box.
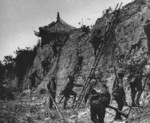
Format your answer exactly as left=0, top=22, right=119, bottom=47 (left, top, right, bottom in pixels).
left=135, top=91, right=142, bottom=105
left=135, top=81, right=143, bottom=105
left=130, top=82, right=136, bottom=106
left=90, top=105, right=98, bottom=123
left=97, top=104, right=105, bottom=123
left=63, top=96, right=69, bottom=109
left=49, top=95, right=53, bottom=109
left=114, top=97, right=123, bottom=120
left=51, top=93, right=56, bottom=108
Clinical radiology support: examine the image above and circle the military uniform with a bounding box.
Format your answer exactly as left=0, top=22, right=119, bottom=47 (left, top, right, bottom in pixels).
left=62, top=75, right=83, bottom=109
left=128, top=69, right=143, bottom=106
left=77, top=56, right=83, bottom=71
left=112, top=68, right=126, bottom=121
left=41, top=58, right=50, bottom=76
left=85, top=80, right=110, bottom=123
left=90, top=29, right=103, bottom=56
left=29, top=70, right=40, bottom=90
left=52, top=42, right=58, bottom=57
left=47, top=76, right=56, bottom=109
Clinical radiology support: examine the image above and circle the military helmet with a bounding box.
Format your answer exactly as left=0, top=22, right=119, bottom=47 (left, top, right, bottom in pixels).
left=94, top=70, right=103, bottom=79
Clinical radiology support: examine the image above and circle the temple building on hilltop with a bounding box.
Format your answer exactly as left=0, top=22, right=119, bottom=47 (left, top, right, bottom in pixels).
left=34, top=12, right=76, bottom=46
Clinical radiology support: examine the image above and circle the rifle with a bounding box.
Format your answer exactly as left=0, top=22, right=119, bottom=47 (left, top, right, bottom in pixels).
left=107, top=105, right=128, bottom=118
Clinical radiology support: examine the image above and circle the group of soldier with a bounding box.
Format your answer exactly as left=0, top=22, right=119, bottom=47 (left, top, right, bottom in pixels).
left=28, top=54, right=150, bottom=123
left=83, top=57, right=149, bottom=123
left=47, top=74, right=84, bottom=109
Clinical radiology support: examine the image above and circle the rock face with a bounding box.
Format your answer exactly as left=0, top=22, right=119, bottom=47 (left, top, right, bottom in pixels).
left=2, top=1, right=150, bottom=123
left=2, top=0, right=149, bottom=101
left=33, top=0, right=150, bottom=97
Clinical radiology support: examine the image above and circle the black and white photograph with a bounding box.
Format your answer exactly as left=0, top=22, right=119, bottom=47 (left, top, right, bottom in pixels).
left=1, top=0, right=150, bottom=123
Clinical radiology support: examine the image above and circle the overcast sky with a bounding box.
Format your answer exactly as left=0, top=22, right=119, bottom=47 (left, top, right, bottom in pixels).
left=0, top=0, right=133, bottom=61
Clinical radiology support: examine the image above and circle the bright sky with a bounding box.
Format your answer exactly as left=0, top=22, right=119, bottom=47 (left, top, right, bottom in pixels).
left=0, top=0, right=133, bottom=61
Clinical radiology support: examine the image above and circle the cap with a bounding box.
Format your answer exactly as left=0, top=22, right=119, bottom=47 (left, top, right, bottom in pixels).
left=94, top=71, right=103, bottom=79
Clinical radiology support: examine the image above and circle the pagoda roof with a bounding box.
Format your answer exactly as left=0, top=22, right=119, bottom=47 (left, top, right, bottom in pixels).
left=37, top=13, right=76, bottom=36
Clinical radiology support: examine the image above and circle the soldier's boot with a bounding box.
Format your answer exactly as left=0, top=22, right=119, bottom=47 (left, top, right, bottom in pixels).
left=114, top=109, right=123, bottom=121
left=135, top=91, right=142, bottom=106
left=114, top=115, right=123, bottom=121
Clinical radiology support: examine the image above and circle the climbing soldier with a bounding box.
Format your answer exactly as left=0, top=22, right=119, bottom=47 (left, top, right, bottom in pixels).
left=52, top=41, right=58, bottom=57
left=90, top=29, right=103, bottom=56
left=128, top=58, right=147, bottom=106
left=112, top=68, right=127, bottom=121
left=52, top=39, right=63, bottom=58
left=84, top=79, right=111, bottom=123
left=61, top=75, right=84, bottom=109
left=29, top=70, right=41, bottom=97
left=77, top=55, right=83, bottom=71
left=41, top=57, right=50, bottom=76
left=47, top=76, right=57, bottom=109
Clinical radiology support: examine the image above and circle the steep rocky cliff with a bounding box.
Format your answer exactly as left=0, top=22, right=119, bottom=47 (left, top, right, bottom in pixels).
left=33, top=0, right=150, bottom=97
left=2, top=0, right=150, bottom=123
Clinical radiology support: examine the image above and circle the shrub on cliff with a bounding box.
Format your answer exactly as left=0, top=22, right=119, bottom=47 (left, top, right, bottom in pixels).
left=0, top=61, right=5, bottom=85
left=81, top=25, right=90, bottom=34
left=14, top=47, right=36, bottom=91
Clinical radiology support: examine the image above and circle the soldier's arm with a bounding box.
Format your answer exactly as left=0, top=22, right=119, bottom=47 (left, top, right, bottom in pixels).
left=47, top=83, right=50, bottom=90
left=90, top=94, right=98, bottom=98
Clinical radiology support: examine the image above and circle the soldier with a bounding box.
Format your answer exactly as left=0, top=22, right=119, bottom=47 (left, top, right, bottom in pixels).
left=128, top=58, right=147, bottom=106
left=41, top=57, right=50, bottom=76
left=52, top=41, right=58, bottom=57
left=128, top=66, right=143, bottom=106
left=29, top=70, right=41, bottom=91
left=61, top=75, right=83, bottom=109
left=77, top=55, right=83, bottom=71
left=90, top=29, right=103, bottom=56
left=84, top=79, right=111, bottom=123
left=52, top=39, right=63, bottom=58
left=47, top=76, right=57, bottom=109
left=112, top=68, right=126, bottom=121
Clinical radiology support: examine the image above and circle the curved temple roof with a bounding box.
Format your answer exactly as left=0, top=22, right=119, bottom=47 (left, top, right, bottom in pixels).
left=35, top=12, right=76, bottom=37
